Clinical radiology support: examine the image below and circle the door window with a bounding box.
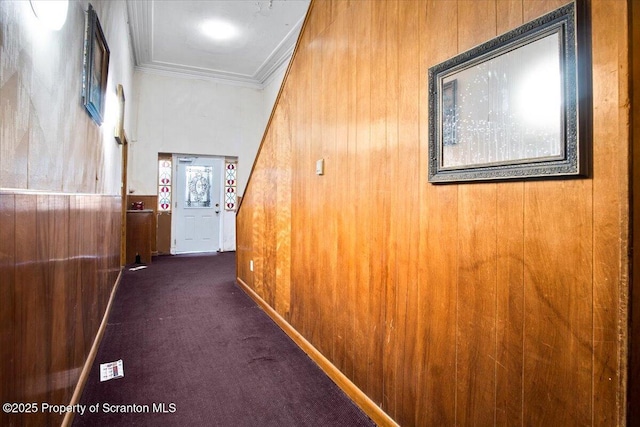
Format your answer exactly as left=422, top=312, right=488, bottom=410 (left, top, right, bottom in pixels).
left=158, top=158, right=172, bottom=211
left=185, top=165, right=213, bottom=208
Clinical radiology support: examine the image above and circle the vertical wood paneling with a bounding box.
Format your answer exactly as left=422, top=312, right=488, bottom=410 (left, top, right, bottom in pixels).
left=382, top=0, right=400, bottom=418
left=366, top=0, right=387, bottom=406
left=308, top=16, right=328, bottom=357
left=305, top=0, right=331, bottom=41
left=494, top=4, right=525, bottom=426
left=81, top=197, right=98, bottom=352
left=497, top=0, right=524, bottom=31
left=630, top=0, right=640, bottom=423
left=522, top=3, right=594, bottom=426
left=352, top=0, right=372, bottom=397
left=343, top=2, right=359, bottom=380
left=252, top=163, right=266, bottom=298
left=417, top=1, right=459, bottom=425
left=321, top=14, right=338, bottom=364
left=275, top=90, right=292, bottom=317
left=289, top=32, right=312, bottom=339
left=49, top=195, right=71, bottom=404
left=396, top=1, right=420, bottom=424
left=495, top=183, right=525, bottom=425
left=523, top=0, right=568, bottom=21
left=254, top=138, right=268, bottom=303
left=523, top=180, right=593, bottom=426
left=331, top=0, right=348, bottom=23
left=69, top=195, right=87, bottom=371
left=262, top=126, right=277, bottom=309
left=455, top=2, right=498, bottom=424
left=456, top=186, right=498, bottom=425
left=0, top=194, right=16, bottom=427
left=334, top=5, right=352, bottom=376
left=236, top=0, right=632, bottom=425
left=20, top=195, right=46, bottom=408
left=591, top=1, right=629, bottom=424
left=0, top=192, right=120, bottom=427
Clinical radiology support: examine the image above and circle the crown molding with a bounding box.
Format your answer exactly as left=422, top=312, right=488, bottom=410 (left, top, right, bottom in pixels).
left=126, top=0, right=301, bottom=88
left=134, top=65, right=265, bottom=90
left=252, top=15, right=304, bottom=83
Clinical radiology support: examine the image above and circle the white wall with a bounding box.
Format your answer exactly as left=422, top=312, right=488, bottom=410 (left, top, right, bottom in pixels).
left=93, top=0, right=136, bottom=195
left=129, top=53, right=288, bottom=253
left=0, top=0, right=134, bottom=194
left=129, top=66, right=287, bottom=197
left=262, top=64, right=288, bottom=122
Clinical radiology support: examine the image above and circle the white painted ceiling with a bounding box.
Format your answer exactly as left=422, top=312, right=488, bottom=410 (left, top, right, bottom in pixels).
left=127, top=0, right=310, bottom=88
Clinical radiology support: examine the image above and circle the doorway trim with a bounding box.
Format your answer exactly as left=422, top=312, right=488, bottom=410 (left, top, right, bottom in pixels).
left=169, top=153, right=236, bottom=254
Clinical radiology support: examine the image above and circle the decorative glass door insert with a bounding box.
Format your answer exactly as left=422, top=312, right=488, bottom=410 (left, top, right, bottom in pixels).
left=224, top=161, right=237, bottom=210
left=158, top=159, right=172, bottom=211
left=185, top=165, right=212, bottom=208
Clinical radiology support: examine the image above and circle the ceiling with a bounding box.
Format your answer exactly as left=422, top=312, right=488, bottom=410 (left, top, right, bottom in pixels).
left=126, top=0, right=311, bottom=89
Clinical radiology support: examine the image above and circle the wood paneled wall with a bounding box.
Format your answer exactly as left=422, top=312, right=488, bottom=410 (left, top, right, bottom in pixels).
left=237, top=0, right=632, bottom=425
left=630, top=0, right=640, bottom=422
left=0, top=191, right=121, bottom=427
left=126, top=195, right=159, bottom=254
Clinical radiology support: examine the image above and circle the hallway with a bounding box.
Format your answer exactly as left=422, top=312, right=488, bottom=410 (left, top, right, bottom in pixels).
left=2, top=1, right=637, bottom=425
left=73, top=253, right=373, bottom=427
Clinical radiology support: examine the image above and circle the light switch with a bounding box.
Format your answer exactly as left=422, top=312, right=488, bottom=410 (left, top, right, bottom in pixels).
left=316, top=159, right=324, bottom=175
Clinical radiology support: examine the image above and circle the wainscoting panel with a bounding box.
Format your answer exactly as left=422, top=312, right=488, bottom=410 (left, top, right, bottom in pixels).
left=630, top=0, right=640, bottom=423
left=0, top=191, right=121, bottom=427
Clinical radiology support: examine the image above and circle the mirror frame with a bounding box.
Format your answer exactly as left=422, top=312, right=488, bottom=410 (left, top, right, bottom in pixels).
left=428, top=1, right=591, bottom=183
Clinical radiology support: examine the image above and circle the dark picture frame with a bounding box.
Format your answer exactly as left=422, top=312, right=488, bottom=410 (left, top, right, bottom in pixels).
left=82, top=3, right=110, bottom=126
left=428, top=2, right=591, bottom=183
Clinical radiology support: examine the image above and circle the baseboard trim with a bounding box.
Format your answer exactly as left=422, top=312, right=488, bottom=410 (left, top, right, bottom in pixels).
left=236, top=277, right=398, bottom=427
left=62, top=268, right=124, bottom=427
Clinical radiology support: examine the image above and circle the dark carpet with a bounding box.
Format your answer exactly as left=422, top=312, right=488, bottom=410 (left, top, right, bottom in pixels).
left=73, top=252, right=375, bottom=427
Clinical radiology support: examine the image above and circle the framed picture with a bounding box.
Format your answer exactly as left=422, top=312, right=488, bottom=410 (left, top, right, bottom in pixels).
left=114, top=84, right=125, bottom=144
left=428, top=2, right=591, bottom=183
left=82, top=3, right=110, bottom=126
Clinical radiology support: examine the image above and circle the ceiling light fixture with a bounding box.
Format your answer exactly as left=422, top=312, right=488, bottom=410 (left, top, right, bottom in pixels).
left=201, top=19, right=239, bottom=41
left=29, top=0, right=68, bottom=31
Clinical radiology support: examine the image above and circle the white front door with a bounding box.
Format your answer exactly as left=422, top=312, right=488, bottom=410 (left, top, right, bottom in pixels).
left=173, top=156, right=222, bottom=254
